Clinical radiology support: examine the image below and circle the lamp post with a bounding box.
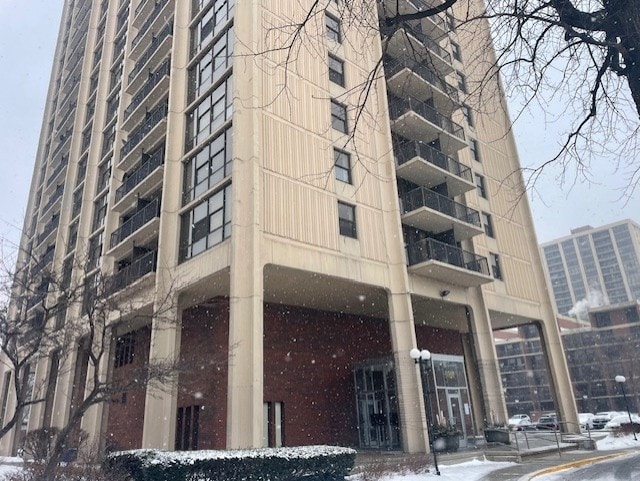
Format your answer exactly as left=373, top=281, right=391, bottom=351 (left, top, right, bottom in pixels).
left=410, top=348, right=440, bottom=476
left=582, top=395, right=588, bottom=413
left=615, top=375, right=637, bottom=441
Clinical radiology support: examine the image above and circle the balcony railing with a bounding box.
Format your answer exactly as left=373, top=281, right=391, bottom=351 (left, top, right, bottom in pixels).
left=128, top=22, right=173, bottom=83
left=406, top=0, right=447, bottom=31
left=384, top=56, right=459, bottom=103
left=42, top=184, right=65, bottom=214
left=51, top=130, right=72, bottom=159
left=26, top=289, right=48, bottom=310
left=407, top=237, right=490, bottom=275
left=389, top=96, right=465, bottom=140
left=110, top=200, right=160, bottom=248
left=401, top=186, right=481, bottom=226
left=131, top=0, right=170, bottom=49
left=115, top=148, right=165, bottom=202
left=402, top=22, right=451, bottom=64
left=107, top=250, right=157, bottom=294
left=124, top=59, right=171, bottom=119
left=395, top=140, right=472, bottom=182
left=120, top=101, right=168, bottom=158
left=32, top=248, right=55, bottom=275
left=37, top=216, right=59, bottom=246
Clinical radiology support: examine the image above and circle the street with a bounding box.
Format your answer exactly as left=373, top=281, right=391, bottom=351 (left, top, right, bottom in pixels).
left=537, top=451, right=640, bottom=480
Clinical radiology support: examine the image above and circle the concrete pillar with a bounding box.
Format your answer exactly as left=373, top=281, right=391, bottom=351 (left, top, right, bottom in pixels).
left=466, top=301, right=507, bottom=424
left=388, top=292, right=429, bottom=453
left=141, top=305, right=182, bottom=449
left=537, top=322, right=579, bottom=431
left=461, top=331, right=485, bottom=434
left=225, top=0, right=264, bottom=450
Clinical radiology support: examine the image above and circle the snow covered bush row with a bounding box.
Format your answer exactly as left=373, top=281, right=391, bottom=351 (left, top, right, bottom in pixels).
left=105, top=445, right=357, bottom=481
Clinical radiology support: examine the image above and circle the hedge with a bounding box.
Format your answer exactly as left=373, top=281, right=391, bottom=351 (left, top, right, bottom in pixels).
left=105, top=445, right=356, bottom=481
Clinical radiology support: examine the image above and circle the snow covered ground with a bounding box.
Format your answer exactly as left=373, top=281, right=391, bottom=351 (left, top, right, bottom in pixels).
left=0, top=435, right=636, bottom=481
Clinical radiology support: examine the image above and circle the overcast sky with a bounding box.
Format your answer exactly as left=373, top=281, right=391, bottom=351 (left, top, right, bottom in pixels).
left=0, top=1, right=637, bottom=257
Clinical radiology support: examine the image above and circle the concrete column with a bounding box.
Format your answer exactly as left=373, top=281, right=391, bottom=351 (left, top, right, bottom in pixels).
left=538, top=322, right=579, bottom=431
left=466, top=300, right=507, bottom=424
left=388, top=292, right=429, bottom=453
left=225, top=0, right=264, bottom=450
left=461, top=331, right=485, bottom=433
left=0, top=368, right=17, bottom=456
left=141, top=305, right=182, bottom=449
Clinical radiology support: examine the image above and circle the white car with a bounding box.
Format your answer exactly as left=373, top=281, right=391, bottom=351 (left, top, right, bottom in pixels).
left=508, top=414, right=532, bottom=431
left=578, top=413, right=594, bottom=431
left=604, top=414, right=640, bottom=429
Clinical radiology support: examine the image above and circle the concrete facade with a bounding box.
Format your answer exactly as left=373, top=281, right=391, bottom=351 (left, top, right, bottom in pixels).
left=2, top=0, right=577, bottom=456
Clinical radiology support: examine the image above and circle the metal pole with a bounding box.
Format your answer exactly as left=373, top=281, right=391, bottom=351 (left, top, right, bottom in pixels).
left=421, top=359, right=440, bottom=476
left=620, top=382, right=637, bottom=441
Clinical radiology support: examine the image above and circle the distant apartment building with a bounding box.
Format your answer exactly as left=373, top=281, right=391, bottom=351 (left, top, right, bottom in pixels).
left=540, top=219, right=640, bottom=318
left=497, top=301, right=640, bottom=418
left=1, top=0, right=578, bottom=457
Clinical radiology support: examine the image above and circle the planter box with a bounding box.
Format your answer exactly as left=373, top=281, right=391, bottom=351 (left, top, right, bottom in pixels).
left=432, top=434, right=460, bottom=452
left=484, top=429, right=511, bottom=444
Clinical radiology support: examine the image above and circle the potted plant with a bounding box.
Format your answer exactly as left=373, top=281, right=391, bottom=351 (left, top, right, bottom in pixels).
left=430, top=423, right=461, bottom=452
left=483, top=422, right=511, bottom=444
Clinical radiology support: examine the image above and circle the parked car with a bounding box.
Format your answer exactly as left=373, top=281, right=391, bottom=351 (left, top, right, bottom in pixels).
left=508, top=414, right=533, bottom=431
left=537, top=414, right=559, bottom=430
left=578, top=413, right=594, bottom=431
left=604, top=414, right=640, bottom=430
left=592, top=411, right=623, bottom=429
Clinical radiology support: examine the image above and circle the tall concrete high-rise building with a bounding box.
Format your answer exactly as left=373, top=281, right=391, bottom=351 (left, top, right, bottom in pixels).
left=540, top=219, right=640, bottom=317
left=2, top=0, right=577, bottom=455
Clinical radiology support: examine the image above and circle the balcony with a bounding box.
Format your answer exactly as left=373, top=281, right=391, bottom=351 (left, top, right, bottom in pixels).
left=109, top=200, right=160, bottom=253
left=383, top=22, right=453, bottom=75
left=107, top=250, right=157, bottom=295
left=127, top=22, right=173, bottom=93
left=37, top=215, right=59, bottom=246
left=379, top=0, right=447, bottom=39
left=389, top=96, right=466, bottom=154
left=400, top=186, right=483, bottom=240
left=41, top=184, right=65, bottom=215
left=120, top=101, right=168, bottom=168
left=114, top=148, right=165, bottom=209
left=384, top=56, right=458, bottom=113
left=122, top=58, right=170, bottom=130
left=130, top=0, right=171, bottom=55
left=32, top=247, right=55, bottom=275
left=394, top=139, right=474, bottom=196
left=406, top=237, right=492, bottom=286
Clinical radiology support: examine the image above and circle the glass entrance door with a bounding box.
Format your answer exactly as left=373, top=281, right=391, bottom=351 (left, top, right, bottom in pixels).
left=354, top=360, right=400, bottom=450
left=446, top=391, right=465, bottom=440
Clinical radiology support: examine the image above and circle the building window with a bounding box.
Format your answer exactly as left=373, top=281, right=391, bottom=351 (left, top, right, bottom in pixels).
left=489, top=252, right=502, bottom=280
left=469, top=138, right=481, bottom=161
left=185, top=76, right=233, bottom=151
left=263, top=401, right=284, bottom=448
left=451, top=41, right=462, bottom=61
left=334, top=149, right=351, bottom=184
left=331, top=100, right=348, bottom=133
left=180, top=184, right=232, bottom=261
left=446, top=13, right=456, bottom=31
left=475, top=173, right=487, bottom=198
left=594, top=312, right=611, bottom=328
left=328, top=54, right=345, bottom=86
left=338, top=201, right=357, bottom=238
left=175, top=405, right=201, bottom=451
left=482, top=212, right=494, bottom=238
left=114, top=332, right=136, bottom=368
left=67, top=222, right=78, bottom=253
left=183, top=126, right=233, bottom=204
left=0, top=372, right=11, bottom=427
left=190, top=0, right=234, bottom=54
left=88, top=232, right=104, bottom=271
left=325, top=13, right=341, bottom=43
left=456, top=71, right=467, bottom=93
left=462, top=104, right=474, bottom=127
left=92, top=194, right=108, bottom=231
left=96, top=157, right=112, bottom=194
left=188, top=26, right=234, bottom=103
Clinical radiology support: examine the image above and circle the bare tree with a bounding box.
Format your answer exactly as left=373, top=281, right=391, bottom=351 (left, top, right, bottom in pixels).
left=254, top=0, right=640, bottom=190
left=0, top=244, right=180, bottom=481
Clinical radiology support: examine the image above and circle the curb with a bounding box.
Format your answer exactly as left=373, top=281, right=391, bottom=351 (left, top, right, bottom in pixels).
left=519, top=451, right=632, bottom=480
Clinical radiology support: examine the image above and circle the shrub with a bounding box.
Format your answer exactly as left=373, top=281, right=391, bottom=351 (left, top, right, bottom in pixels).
left=106, top=445, right=356, bottom=481
left=22, top=428, right=60, bottom=462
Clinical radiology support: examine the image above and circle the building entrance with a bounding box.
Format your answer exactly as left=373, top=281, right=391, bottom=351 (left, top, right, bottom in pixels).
left=353, top=359, right=400, bottom=450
